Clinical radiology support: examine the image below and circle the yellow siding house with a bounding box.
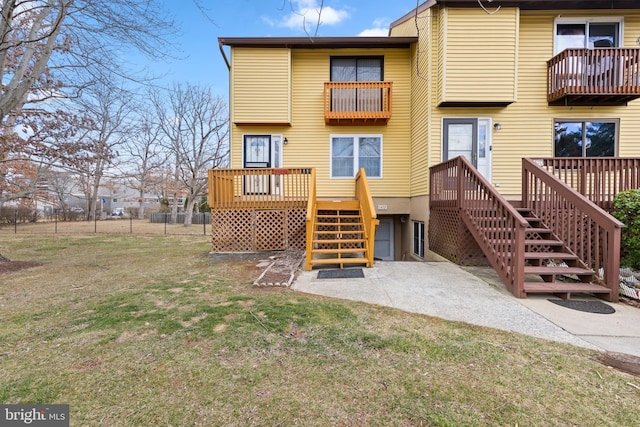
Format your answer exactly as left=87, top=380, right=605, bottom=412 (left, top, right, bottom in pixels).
left=211, top=0, right=640, bottom=299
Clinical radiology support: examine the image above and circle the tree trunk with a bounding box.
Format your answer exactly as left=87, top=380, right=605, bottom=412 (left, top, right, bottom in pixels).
left=183, top=197, right=197, bottom=226
left=138, top=188, right=145, bottom=220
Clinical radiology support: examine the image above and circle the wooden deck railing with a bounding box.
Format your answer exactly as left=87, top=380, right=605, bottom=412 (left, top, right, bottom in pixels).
left=355, top=168, right=379, bottom=268
left=324, top=81, right=392, bottom=124
left=208, top=168, right=312, bottom=209
left=522, top=159, right=623, bottom=300
left=430, top=157, right=529, bottom=297
left=304, top=168, right=317, bottom=271
left=547, top=48, right=640, bottom=104
left=532, top=158, right=640, bottom=211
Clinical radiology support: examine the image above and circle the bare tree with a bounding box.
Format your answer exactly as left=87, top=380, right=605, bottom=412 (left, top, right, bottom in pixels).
left=74, top=82, right=134, bottom=220
left=123, top=109, right=167, bottom=219
left=41, top=168, right=78, bottom=219
left=0, top=0, right=176, bottom=124
left=153, top=84, right=228, bottom=226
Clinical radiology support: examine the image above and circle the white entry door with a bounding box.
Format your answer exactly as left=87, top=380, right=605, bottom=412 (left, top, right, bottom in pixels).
left=374, top=217, right=394, bottom=261
left=443, top=118, right=492, bottom=182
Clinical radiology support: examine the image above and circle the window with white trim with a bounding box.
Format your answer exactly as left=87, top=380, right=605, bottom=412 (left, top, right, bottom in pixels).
left=413, top=221, right=425, bottom=258
left=554, top=120, right=617, bottom=157
left=330, top=135, right=382, bottom=178
left=554, top=18, right=622, bottom=53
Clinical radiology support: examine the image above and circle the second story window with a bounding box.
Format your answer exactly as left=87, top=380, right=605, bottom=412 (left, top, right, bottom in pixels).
left=329, top=57, right=383, bottom=113
left=555, top=19, right=621, bottom=53
left=330, top=57, right=382, bottom=82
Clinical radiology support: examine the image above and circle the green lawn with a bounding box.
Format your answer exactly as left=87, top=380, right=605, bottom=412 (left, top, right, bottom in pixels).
left=1, top=234, right=638, bottom=426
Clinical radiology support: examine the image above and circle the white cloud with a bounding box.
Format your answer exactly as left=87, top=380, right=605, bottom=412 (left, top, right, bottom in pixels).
left=358, top=18, right=390, bottom=37
left=264, top=0, right=349, bottom=32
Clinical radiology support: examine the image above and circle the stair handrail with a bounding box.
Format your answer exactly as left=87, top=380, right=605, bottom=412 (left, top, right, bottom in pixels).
left=355, top=168, right=379, bottom=267
left=430, top=156, right=529, bottom=297
left=522, top=158, right=624, bottom=301
left=305, top=168, right=317, bottom=271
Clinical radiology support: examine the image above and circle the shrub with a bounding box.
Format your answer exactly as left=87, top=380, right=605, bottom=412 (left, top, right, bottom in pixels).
left=611, top=189, right=640, bottom=269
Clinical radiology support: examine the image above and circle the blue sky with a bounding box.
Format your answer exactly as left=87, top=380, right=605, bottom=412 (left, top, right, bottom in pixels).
left=149, top=0, right=420, bottom=94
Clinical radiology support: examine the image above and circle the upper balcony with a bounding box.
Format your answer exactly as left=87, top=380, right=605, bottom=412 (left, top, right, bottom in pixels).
left=547, top=48, right=640, bottom=106
left=324, top=81, right=392, bottom=125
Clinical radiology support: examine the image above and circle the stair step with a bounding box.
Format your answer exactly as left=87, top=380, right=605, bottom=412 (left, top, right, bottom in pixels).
left=309, top=257, right=369, bottom=266
left=525, top=239, right=564, bottom=246
left=523, top=218, right=543, bottom=224
left=316, top=200, right=360, bottom=210
left=523, top=282, right=611, bottom=294
left=315, top=222, right=363, bottom=227
left=524, top=266, right=593, bottom=276
left=527, top=227, right=552, bottom=234
left=313, top=239, right=365, bottom=245
left=314, top=230, right=363, bottom=235
left=524, top=252, right=578, bottom=260
left=316, top=214, right=361, bottom=220
left=311, top=248, right=365, bottom=255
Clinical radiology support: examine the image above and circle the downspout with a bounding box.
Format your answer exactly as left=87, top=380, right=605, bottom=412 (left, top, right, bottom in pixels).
left=218, top=39, right=230, bottom=70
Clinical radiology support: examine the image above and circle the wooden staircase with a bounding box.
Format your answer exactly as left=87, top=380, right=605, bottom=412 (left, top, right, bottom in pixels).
left=517, top=207, right=613, bottom=300
left=307, top=200, right=371, bottom=269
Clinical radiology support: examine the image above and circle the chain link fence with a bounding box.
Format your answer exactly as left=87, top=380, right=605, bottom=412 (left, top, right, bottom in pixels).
left=0, top=211, right=212, bottom=236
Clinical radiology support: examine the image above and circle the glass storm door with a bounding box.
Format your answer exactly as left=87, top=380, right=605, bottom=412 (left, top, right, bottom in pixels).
left=443, top=118, right=491, bottom=182
left=244, top=135, right=271, bottom=195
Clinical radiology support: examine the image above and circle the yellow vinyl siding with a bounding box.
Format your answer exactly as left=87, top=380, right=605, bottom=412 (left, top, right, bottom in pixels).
left=289, top=48, right=411, bottom=198
left=481, top=9, right=640, bottom=196
left=439, top=7, right=518, bottom=105
left=230, top=47, right=412, bottom=199
left=391, top=7, right=434, bottom=198
left=389, top=14, right=417, bottom=37
left=231, top=48, right=291, bottom=124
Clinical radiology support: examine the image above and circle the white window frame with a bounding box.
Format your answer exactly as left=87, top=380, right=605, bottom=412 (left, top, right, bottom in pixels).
left=329, top=134, right=383, bottom=179
left=554, top=17, right=624, bottom=54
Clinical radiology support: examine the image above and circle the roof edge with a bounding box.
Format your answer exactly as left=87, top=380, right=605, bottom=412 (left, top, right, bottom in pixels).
left=217, top=36, right=418, bottom=49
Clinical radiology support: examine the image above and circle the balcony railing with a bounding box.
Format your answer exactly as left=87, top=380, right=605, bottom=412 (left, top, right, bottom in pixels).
left=324, top=81, right=392, bottom=125
left=531, top=157, right=640, bottom=212
left=208, top=168, right=312, bottom=210
left=547, top=47, right=640, bottom=105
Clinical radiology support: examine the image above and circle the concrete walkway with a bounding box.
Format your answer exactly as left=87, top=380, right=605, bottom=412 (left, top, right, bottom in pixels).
left=292, top=259, right=640, bottom=357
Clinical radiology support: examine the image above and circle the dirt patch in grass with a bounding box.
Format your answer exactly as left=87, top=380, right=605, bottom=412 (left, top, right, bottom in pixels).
left=0, top=256, right=43, bottom=273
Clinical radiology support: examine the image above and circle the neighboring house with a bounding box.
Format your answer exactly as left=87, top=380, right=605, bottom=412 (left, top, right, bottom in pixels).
left=210, top=0, right=640, bottom=301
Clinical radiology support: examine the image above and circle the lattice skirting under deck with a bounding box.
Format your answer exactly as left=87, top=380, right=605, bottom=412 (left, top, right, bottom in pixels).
left=429, top=207, right=489, bottom=266
left=211, top=208, right=306, bottom=252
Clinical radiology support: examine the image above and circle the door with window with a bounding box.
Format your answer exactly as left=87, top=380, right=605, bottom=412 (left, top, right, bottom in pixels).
left=330, top=57, right=383, bottom=112
left=243, top=135, right=282, bottom=195
left=443, top=118, right=491, bottom=181
left=555, top=21, right=620, bottom=53
left=555, top=20, right=622, bottom=86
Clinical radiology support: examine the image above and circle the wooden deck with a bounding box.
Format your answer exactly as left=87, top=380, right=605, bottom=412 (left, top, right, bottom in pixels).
left=430, top=157, right=630, bottom=302
left=324, top=81, right=392, bottom=125
left=547, top=47, right=640, bottom=106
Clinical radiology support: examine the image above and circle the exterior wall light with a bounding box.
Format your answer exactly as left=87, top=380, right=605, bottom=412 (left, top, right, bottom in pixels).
left=493, top=123, right=502, bottom=131
left=284, top=137, right=288, bottom=145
